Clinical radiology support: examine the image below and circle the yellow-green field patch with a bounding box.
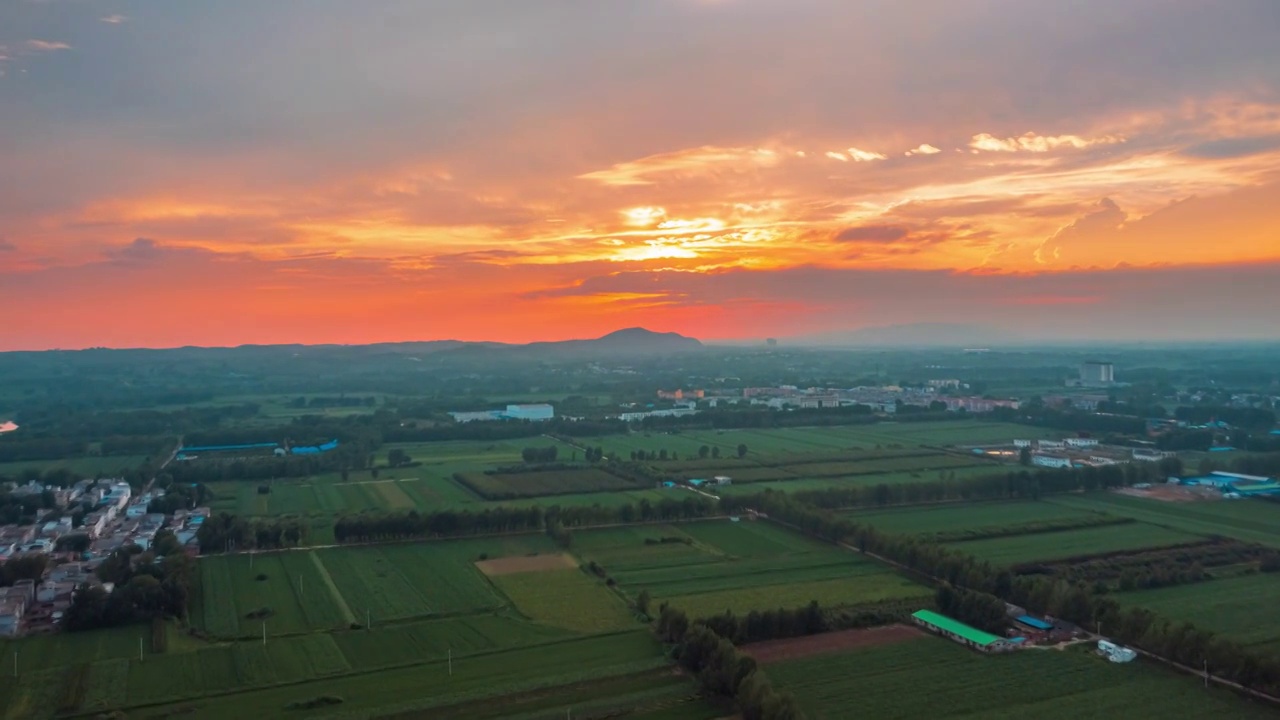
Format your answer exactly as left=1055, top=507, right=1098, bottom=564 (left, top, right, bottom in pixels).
left=370, top=480, right=417, bottom=509
left=492, top=569, right=636, bottom=633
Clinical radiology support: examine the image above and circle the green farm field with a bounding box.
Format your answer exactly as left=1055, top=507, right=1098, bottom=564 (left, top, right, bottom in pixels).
left=492, top=569, right=637, bottom=633
left=1047, top=493, right=1280, bottom=548
left=456, top=467, right=640, bottom=498
left=0, top=454, right=151, bottom=479
left=195, top=550, right=352, bottom=637
left=0, top=626, right=665, bottom=719
left=769, top=636, right=1276, bottom=719
left=570, top=523, right=727, bottom=570
left=578, top=519, right=931, bottom=616
left=194, top=536, right=557, bottom=637
left=198, top=422, right=1046, bottom=523
left=679, top=517, right=835, bottom=555
left=1119, top=573, right=1280, bottom=649
left=947, top=522, right=1201, bottom=565
left=127, top=630, right=667, bottom=719
left=604, top=421, right=1054, bottom=460
left=666, top=574, right=931, bottom=618
left=714, top=465, right=1005, bottom=497
left=843, top=500, right=1107, bottom=535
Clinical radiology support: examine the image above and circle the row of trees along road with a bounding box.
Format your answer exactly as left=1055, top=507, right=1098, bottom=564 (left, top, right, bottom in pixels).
left=332, top=495, right=719, bottom=543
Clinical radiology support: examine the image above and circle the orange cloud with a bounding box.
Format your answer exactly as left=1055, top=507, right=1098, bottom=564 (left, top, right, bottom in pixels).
left=969, top=131, right=1124, bottom=152
left=577, top=146, right=781, bottom=186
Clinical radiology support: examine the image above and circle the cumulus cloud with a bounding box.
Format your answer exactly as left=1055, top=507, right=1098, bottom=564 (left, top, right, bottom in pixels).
left=100, top=15, right=128, bottom=24
left=25, top=40, right=72, bottom=52
left=825, top=151, right=849, bottom=162
left=904, top=144, right=942, bottom=156
left=969, top=132, right=1123, bottom=153
left=835, top=225, right=910, bottom=242
left=847, top=147, right=887, bottom=162
left=1036, top=197, right=1126, bottom=264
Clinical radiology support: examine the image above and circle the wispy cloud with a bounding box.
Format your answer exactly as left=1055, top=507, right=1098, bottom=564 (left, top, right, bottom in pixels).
left=969, top=132, right=1123, bottom=153
left=577, top=146, right=780, bottom=186
left=25, top=40, right=72, bottom=52
left=100, top=15, right=128, bottom=24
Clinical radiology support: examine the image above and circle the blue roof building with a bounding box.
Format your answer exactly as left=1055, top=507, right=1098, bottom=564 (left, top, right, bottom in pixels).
left=1014, top=615, right=1053, bottom=631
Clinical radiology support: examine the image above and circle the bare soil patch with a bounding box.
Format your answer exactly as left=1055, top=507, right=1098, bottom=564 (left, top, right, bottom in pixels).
left=475, top=552, right=577, bottom=576
left=1115, top=485, right=1216, bottom=503
left=745, top=624, right=924, bottom=664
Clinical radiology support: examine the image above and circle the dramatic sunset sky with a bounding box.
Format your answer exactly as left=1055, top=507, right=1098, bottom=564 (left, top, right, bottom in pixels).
left=2, top=0, right=1278, bottom=350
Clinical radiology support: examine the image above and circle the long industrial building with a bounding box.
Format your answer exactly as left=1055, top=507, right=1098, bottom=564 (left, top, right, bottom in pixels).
left=911, top=610, right=1017, bottom=653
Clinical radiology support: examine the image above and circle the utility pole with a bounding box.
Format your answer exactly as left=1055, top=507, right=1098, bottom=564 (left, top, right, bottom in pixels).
left=299, top=574, right=304, bottom=596
left=139, top=637, right=144, bottom=661
left=1204, top=659, right=1209, bottom=689
left=262, top=622, right=267, bottom=646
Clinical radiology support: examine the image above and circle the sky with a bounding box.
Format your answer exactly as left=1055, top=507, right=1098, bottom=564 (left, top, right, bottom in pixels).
left=2, top=0, right=1279, bottom=350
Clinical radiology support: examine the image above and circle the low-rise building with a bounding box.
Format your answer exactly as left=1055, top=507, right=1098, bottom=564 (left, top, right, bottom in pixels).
left=0, top=600, right=24, bottom=637
left=1032, top=454, right=1073, bottom=469
left=36, top=582, right=76, bottom=604
left=912, top=610, right=1016, bottom=653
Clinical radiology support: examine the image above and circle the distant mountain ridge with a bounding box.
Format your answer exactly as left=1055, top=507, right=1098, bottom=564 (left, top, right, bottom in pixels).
left=0, top=328, right=703, bottom=357
left=451, top=327, right=703, bottom=358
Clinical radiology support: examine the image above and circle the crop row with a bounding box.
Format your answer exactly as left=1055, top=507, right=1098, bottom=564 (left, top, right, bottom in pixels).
left=769, top=637, right=1274, bottom=719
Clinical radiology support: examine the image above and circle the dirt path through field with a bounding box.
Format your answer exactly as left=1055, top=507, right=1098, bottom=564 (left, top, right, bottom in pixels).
left=308, top=550, right=357, bottom=624
left=745, top=625, right=924, bottom=664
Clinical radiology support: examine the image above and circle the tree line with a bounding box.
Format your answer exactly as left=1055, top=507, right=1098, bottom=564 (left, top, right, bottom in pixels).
left=655, top=605, right=805, bottom=720
left=64, top=533, right=195, bottom=632
left=784, top=459, right=1179, bottom=511
left=196, top=513, right=309, bottom=553
left=332, top=497, right=719, bottom=543
left=989, top=406, right=1147, bottom=435
left=1174, top=405, right=1276, bottom=430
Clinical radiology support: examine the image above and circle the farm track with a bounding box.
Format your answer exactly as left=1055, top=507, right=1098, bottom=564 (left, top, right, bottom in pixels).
left=308, top=551, right=357, bottom=625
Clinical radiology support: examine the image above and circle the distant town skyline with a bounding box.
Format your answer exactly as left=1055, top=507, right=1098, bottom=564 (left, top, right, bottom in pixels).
left=2, top=1, right=1279, bottom=350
